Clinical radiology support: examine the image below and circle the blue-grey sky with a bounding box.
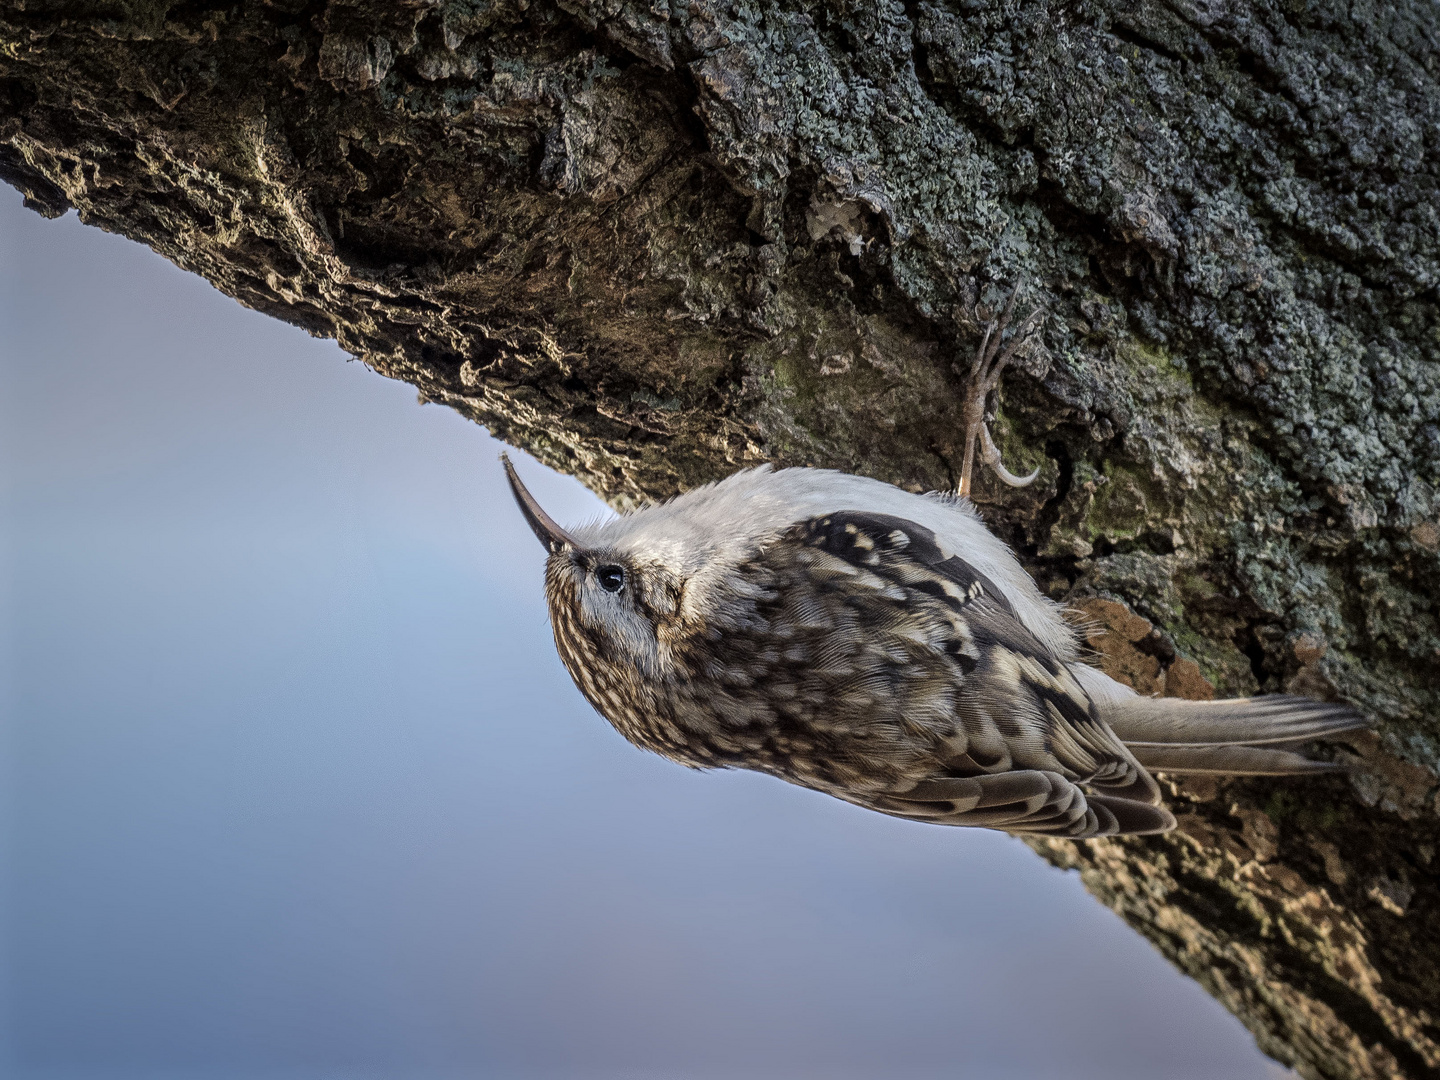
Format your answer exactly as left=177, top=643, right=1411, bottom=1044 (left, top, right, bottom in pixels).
left=1, top=187, right=1290, bottom=1080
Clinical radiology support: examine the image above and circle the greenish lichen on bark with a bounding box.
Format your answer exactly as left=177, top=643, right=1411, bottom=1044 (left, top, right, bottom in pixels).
left=3, top=0, right=1437, bottom=1075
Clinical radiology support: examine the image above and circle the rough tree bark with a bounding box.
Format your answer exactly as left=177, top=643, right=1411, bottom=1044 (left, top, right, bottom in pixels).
left=3, top=1, right=1437, bottom=1075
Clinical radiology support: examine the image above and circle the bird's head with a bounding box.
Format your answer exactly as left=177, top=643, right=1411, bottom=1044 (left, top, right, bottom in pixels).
left=502, top=455, right=692, bottom=689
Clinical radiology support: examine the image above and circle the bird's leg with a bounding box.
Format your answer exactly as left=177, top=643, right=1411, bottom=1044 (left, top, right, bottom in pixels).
left=957, top=285, right=1045, bottom=497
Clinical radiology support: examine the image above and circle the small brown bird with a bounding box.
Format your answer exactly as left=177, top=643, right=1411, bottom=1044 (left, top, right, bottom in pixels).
left=503, top=458, right=1365, bottom=838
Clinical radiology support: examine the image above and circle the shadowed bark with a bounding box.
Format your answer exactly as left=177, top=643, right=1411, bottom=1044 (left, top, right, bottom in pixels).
left=3, top=1, right=1437, bottom=1075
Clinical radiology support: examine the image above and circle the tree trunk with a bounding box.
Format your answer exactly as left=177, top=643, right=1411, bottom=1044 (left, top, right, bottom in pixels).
left=3, top=1, right=1437, bottom=1075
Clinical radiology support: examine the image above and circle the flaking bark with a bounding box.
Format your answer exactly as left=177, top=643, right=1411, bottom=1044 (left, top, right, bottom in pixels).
left=3, top=1, right=1437, bottom=1075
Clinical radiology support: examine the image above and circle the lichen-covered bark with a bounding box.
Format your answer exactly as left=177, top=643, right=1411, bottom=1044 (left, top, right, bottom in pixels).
left=3, top=0, right=1436, bottom=1075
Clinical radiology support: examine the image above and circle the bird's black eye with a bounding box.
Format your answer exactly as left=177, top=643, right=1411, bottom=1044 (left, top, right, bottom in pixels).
left=596, top=564, right=626, bottom=593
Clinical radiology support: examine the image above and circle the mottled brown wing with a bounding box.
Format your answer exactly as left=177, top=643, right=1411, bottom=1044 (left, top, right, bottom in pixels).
left=792, top=511, right=1170, bottom=836
left=860, top=770, right=1170, bottom=837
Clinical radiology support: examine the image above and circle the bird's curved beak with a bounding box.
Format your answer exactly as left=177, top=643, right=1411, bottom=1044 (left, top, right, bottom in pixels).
left=501, top=453, right=580, bottom=554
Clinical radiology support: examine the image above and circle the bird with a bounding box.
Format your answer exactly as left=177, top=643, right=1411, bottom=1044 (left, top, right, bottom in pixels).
left=500, top=461, right=1365, bottom=839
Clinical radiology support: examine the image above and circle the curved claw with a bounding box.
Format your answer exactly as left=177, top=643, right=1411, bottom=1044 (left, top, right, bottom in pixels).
left=979, top=423, right=1040, bottom=488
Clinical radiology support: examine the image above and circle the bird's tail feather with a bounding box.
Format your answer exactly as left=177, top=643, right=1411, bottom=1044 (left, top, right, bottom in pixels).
left=1101, top=695, right=1366, bottom=777
left=1127, top=743, right=1347, bottom=776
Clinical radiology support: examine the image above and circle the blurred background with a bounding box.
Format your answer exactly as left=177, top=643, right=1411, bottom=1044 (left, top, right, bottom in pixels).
left=1, top=187, right=1292, bottom=1080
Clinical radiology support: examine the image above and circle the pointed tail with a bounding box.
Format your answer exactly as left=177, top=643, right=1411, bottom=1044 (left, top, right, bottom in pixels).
left=1099, top=694, right=1367, bottom=776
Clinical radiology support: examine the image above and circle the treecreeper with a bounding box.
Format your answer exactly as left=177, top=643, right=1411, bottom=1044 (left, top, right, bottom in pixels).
left=504, top=454, right=1366, bottom=839
left=4, top=0, right=1433, bottom=1065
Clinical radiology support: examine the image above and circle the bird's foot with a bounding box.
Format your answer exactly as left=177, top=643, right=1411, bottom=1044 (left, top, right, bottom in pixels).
left=957, top=285, right=1045, bottom=497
